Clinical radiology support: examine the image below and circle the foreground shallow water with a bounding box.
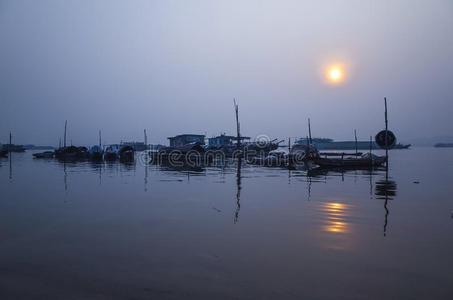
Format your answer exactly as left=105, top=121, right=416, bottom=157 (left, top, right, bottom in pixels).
left=1, top=148, right=452, bottom=299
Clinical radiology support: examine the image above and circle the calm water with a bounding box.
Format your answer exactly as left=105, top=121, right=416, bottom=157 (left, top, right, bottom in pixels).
left=1, top=148, right=452, bottom=300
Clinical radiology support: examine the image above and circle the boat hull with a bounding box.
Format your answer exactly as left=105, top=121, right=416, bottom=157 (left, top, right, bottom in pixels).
left=314, top=156, right=387, bottom=168
left=33, top=151, right=55, bottom=159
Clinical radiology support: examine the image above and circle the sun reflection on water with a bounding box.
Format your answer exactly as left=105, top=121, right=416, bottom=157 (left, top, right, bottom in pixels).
left=322, top=202, right=349, bottom=234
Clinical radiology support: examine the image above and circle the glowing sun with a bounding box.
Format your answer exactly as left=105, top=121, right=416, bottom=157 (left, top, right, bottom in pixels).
left=325, top=65, right=346, bottom=85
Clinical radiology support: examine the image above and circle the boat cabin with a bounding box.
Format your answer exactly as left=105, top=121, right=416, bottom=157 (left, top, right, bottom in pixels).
left=168, top=134, right=205, bottom=147
left=208, top=134, right=251, bottom=147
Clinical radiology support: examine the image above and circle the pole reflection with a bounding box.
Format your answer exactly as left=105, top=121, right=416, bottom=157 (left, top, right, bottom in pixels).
left=234, top=158, right=242, bottom=224
left=9, top=152, right=13, bottom=181
left=375, top=178, right=397, bottom=236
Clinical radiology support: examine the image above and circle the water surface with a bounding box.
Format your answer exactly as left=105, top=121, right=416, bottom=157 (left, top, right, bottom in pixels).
left=1, top=148, right=452, bottom=299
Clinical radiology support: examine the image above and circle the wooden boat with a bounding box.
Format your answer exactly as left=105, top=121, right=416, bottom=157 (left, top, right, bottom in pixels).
left=119, top=145, right=134, bottom=161
left=288, top=144, right=319, bottom=164
left=55, top=146, right=88, bottom=160
left=89, top=145, right=103, bottom=161
left=2, top=144, right=26, bottom=152
left=104, top=145, right=120, bottom=161
left=104, top=144, right=134, bottom=161
left=152, top=142, right=211, bottom=164
left=434, top=143, right=453, bottom=148
left=314, top=153, right=386, bottom=168
left=33, top=151, right=55, bottom=159
left=247, top=150, right=288, bottom=167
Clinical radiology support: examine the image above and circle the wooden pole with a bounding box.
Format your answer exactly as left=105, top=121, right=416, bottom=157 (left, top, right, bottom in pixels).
left=8, top=131, right=12, bottom=154
left=384, top=97, right=389, bottom=171
left=64, top=120, right=67, bottom=148
left=354, top=129, right=358, bottom=156
left=234, top=99, right=241, bottom=150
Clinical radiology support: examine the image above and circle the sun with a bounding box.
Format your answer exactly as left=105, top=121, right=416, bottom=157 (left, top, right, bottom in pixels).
left=325, top=64, right=346, bottom=85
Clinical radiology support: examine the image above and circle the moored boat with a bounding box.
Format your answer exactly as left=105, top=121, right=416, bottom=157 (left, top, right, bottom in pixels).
left=119, top=145, right=134, bottom=161
left=55, top=146, right=88, bottom=160
left=2, top=144, right=26, bottom=152
left=103, top=145, right=120, bottom=161
left=247, top=150, right=288, bottom=167
left=152, top=142, right=211, bottom=165
left=89, top=145, right=103, bottom=161
left=33, top=151, right=55, bottom=159
left=314, top=153, right=386, bottom=168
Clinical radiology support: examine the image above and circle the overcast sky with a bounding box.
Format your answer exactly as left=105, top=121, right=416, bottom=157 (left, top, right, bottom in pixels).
left=1, top=0, right=452, bottom=146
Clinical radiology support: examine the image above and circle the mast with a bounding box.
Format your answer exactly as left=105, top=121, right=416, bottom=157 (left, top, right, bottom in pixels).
left=99, top=130, right=102, bottom=148
left=144, top=129, right=148, bottom=149
left=63, top=120, right=67, bottom=148
left=234, top=99, right=241, bottom=150
left=354, top=129, right=358, bottom=156
left=384, top=97, right=389, bottom=173
left=308, top=118, right=312, bottom=144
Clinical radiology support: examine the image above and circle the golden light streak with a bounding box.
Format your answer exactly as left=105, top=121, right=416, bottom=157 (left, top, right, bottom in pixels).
left=322, top=202, right=348, bottom=234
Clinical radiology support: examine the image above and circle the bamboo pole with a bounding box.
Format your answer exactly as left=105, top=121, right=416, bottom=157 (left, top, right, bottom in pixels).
left=144, top=129, right=148, bottom=149
left=234, top=99, right=241, bottom=150
left=384, top=97, right=389, bottom=173
left=63, top=120, right=67, bottom=148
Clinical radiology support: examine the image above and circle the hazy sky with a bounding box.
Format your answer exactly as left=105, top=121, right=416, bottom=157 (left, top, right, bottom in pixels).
left=1, top=0, right=452, bottom=146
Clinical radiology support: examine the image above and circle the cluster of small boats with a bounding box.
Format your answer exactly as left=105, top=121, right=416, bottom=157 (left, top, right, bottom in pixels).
left=33, top=144, right=135, bottom=162
left=246, top=143, right=387, bottom=170
left=28, top=132, right=388, bottom=172
left=0, top=143, right=25, bottom=157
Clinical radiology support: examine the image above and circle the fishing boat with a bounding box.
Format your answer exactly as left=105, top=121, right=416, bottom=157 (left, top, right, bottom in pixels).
left=434, top=143, right=453, bottom=148
left=33, top=151, right=55, bottom=159
left=247, top=150, right=288, bottom=167
left=288, top=144, right=319, bottom=164
left=0, top=149, right=8, bottom=158
left=152, top=142, right=211, bottom=165
left=2, top=144, right=26, bottom=152
left=55, top=146, right=88, bottom=160
left=295, top=138, right=410, bottom=150
left=313, top=153, right=386, bottom=168
left=89, top=145, right=103, bottom=161
left=103, top=145, right=120, bottom=161
left=119, top=145, right=134, bottom=161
